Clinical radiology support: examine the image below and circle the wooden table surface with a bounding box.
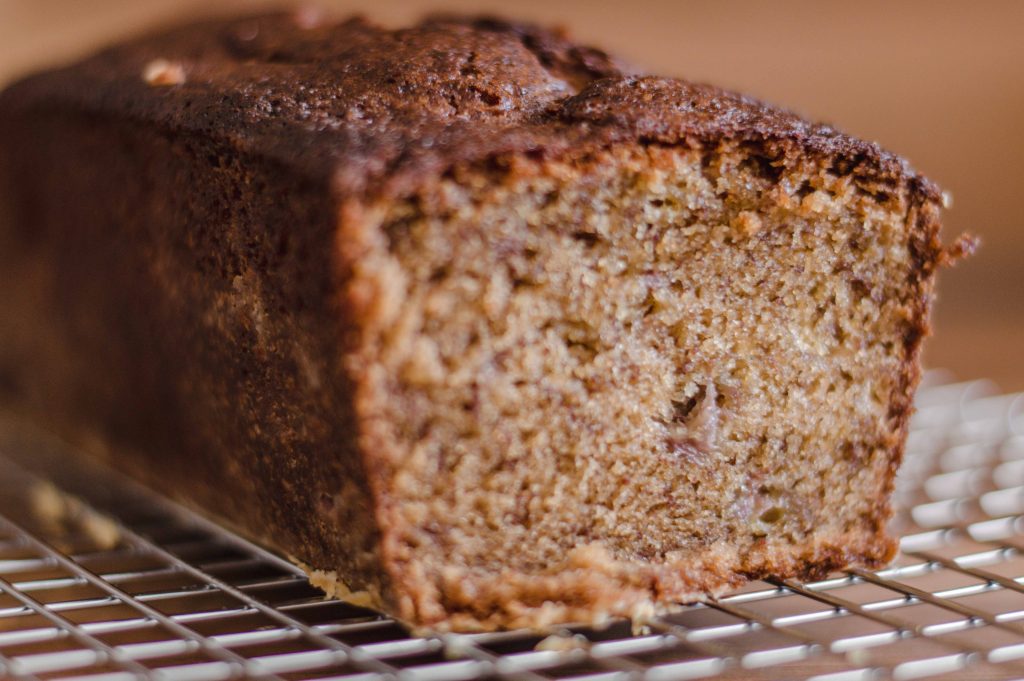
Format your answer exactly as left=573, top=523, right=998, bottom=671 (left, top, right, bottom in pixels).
left=2, top=0, right=1022, bottom=390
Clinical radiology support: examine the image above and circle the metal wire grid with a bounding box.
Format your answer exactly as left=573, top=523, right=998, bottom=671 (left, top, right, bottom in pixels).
left=0, top=373, right=1023, bottom=680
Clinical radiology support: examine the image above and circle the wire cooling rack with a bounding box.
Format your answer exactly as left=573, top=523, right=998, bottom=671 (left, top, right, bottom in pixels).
left=1, top=373, right=1023, bottom=681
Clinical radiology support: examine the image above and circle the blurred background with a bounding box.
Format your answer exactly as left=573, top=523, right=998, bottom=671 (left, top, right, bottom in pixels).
left=2, top=0, right=1021, bottom=389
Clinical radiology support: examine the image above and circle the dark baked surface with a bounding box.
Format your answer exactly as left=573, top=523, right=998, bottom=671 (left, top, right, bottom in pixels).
left=1, top=12, right=936, bottom=200
left=0, top=11, right=963, bottom=631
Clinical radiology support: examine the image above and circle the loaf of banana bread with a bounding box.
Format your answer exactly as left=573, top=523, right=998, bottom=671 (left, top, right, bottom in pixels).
left=0, top=12, right=970, bottom=631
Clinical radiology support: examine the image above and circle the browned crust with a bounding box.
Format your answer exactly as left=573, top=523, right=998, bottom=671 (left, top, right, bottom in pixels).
left=0, top=13, right=937, bottom=203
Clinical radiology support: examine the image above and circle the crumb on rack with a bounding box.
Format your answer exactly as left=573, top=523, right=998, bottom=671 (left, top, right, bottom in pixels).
left=535, top=633, right=589, bottom=652
left=297, top=560, right=385, bottom=610
left=29, top=480, right=121, bottom=551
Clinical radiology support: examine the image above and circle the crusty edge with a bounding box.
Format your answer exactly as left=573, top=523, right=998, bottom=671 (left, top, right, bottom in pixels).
left=876, top=190, right=954, bottom=552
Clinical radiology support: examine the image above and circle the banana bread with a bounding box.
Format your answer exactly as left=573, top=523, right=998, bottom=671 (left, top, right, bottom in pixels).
left=0, top=12, right=971, bottom=631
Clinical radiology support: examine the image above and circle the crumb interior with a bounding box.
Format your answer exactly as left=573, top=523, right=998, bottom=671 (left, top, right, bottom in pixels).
left=354, top=142, right=916, bottom=619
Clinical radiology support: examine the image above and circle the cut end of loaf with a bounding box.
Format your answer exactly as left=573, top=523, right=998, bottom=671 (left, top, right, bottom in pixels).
left=339, top=139, right=943, bottom=630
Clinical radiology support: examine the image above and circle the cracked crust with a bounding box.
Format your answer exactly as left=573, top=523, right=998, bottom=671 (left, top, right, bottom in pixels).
left=0, top=12, right=936, bottom=200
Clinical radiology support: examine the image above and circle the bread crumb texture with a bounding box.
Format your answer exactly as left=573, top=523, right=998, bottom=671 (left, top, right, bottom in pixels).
left=345, top=143, right=940, bottom=630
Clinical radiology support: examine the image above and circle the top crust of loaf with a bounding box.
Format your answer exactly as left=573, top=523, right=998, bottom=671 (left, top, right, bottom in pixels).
left=0, top=12, right=939, bottom=203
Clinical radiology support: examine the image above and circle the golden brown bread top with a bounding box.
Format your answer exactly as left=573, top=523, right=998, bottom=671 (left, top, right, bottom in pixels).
left=0, top=11, right=939, bottom=201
